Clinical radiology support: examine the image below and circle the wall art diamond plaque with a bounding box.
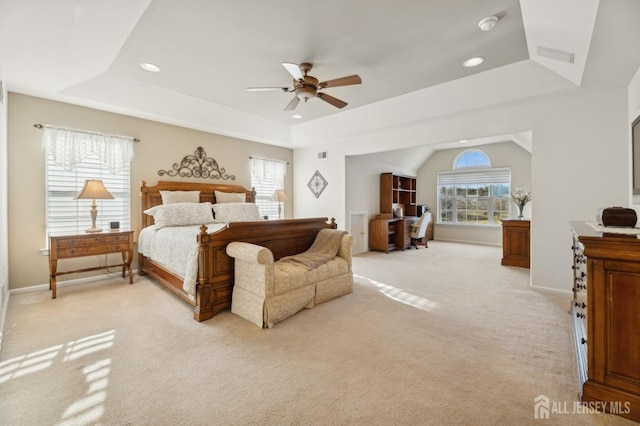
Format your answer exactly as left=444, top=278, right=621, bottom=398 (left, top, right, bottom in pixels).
left=307, top=170, right=328, bottom=199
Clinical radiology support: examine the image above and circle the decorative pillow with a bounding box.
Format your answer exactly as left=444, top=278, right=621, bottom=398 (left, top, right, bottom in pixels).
left=212, top=202, right=263, bottom=222
left=144, top=202, right=214, bottom=229
left=214, top=190, right=246, bottom=204
left=160, top=190, right=200, bottom=204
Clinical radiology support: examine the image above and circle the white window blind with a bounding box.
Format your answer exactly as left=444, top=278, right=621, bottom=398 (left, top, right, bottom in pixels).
left=250, top=157, right=287, bottom=219
left=43, top=126, right=134, bottom=238
left=438, top=167, right=511, bottom=185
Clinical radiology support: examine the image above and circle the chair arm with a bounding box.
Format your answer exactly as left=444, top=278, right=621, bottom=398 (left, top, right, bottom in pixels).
left=226, top=242, right=275, bottom=298
left=336, top=234, right=354, bottom=267
left=226, top=242, right=274, bottom=265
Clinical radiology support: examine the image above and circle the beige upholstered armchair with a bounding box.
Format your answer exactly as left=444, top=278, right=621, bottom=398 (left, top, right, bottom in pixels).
left=409, top=212, right=431, bottom=248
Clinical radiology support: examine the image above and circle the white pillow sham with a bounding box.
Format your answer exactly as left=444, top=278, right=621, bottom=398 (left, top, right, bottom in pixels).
left=160, top=190, right=200, bottom=204
left=144, top=202, right=214, bottom=229
left=212, top=202, right=263, bottom=222
left=214, top=190, right=246, bottom=203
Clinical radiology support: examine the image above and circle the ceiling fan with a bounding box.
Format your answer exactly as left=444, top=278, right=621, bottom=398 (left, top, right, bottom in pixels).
left=247, top=62, right=362, bottom=111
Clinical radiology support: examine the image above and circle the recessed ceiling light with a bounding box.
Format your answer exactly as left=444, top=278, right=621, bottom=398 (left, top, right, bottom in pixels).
left=140, top=62, right=161, bottom=72
left=463, top=56, right=485, bottom=67
left=459, top=140, right=468, bottom=144
left=291, top=114, right=303, bottom=119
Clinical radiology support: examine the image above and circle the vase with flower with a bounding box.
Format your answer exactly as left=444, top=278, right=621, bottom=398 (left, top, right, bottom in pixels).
left=511, top=187, right=531, bottom=220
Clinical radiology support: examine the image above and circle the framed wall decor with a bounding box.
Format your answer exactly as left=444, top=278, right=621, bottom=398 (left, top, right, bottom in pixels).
left=307, top=170, right=328, bottom=198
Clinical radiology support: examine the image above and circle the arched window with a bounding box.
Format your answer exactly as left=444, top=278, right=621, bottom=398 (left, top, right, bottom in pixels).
left=454, top=149, right=491, bottom=169
left=437, top=149, right=511, bottom=225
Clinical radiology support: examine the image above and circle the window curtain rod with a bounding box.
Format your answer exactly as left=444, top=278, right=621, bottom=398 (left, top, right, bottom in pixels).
left=248, top=156, right=289, bottom=165
left=33, top=123, right=140, bottom=142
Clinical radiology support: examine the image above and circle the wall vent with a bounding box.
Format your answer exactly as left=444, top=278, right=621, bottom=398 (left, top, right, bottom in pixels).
left=536, top=46, right=575, bottom=64
left=318, top=151, right=327, bottom=159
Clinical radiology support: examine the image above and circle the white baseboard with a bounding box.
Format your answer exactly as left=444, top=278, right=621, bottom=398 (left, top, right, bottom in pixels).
left=0, top=289, right=7, bottom=352
left=433, top=238, right=501, bottom=247
left=9, top=269, right=140, bottom=295
left=530, top=284, right=573, bottom=297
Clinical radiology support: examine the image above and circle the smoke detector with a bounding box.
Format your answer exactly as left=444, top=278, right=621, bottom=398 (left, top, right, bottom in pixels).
left=478, top=16, right=498, bottom=32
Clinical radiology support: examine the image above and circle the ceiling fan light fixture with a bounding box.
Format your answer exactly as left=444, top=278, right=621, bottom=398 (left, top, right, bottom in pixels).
left=463, top=56, right=485, bottom=67
left=295, top=85, right=317, bottom=102
left=478, top=16, right=498, bottom=32
left=291, top=114, right=303, bottom=119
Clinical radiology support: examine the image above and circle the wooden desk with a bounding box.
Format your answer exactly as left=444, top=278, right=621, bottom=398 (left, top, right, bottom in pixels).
left=48, top=230, right=135, bottom=298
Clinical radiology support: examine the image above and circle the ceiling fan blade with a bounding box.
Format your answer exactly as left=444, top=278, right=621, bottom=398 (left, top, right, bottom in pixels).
left=319, top=74, right=362, bottom=88
left=317, top=92, right=348, bottom=109
left=284, top=96, right=300, bottom=111
left=246, top=87, right=288, bottom=92
left=282, top=62, right=304, bottom=81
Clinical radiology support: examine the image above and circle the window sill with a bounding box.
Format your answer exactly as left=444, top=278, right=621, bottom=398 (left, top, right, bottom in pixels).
left=436, top=222, right=502, bottom=229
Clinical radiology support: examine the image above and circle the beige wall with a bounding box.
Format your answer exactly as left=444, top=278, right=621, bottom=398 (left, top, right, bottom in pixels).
left=7, top=93, right=293, bottom=290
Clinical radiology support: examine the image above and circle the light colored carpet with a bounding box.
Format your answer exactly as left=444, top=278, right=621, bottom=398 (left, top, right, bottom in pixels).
left=0, top=241, right=635, bottom=425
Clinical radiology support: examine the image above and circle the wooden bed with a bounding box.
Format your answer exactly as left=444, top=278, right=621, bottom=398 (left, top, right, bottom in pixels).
left=139, top=180, right=337, bottom=321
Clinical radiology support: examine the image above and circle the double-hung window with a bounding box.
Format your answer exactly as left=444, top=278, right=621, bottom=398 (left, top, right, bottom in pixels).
left=250, top=157, right=288, bottom=219
left=43, top=126, right=134, bottom=239
left=437, top=150, right=510, bottom=226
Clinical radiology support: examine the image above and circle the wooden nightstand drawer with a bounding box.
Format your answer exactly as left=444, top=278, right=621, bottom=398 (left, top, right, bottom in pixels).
left=57, top=243, right=129, bottom=258
left=55, top=234, right=131, bottom=248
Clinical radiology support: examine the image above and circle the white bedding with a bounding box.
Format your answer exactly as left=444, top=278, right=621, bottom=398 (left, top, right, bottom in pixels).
left=138, top=223, right=227, bottom=297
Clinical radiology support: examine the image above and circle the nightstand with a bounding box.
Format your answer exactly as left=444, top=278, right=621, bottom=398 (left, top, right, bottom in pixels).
left=48, top=230, right=135, bottom=298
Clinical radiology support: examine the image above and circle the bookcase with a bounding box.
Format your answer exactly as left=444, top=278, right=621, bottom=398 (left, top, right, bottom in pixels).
left=380, top=173, right=417, bottom=217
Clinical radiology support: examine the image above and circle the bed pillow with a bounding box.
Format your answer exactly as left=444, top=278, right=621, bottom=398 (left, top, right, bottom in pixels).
left=144, top=202, right=214, bottom=229
left=214, top=190, right=246, bottom=204
left=212, top=202, right=263, bottom=222
left=160, top=190, right=201, bottom=204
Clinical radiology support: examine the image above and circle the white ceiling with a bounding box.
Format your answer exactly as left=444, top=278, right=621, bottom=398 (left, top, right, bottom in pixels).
left=1, top=0, right=637, bottom=152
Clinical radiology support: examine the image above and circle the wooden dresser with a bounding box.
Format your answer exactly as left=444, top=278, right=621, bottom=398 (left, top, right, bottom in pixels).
left=501, top=219, right=530, bottom=268
left=569, top=222, right=640, bottom=422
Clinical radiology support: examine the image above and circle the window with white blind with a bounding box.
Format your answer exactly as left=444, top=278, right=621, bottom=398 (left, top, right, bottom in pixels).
left=42, top=126, right=134, bottom=240
left=437, top=150, right=510, bottom=226
left=46, top=154, right=130, bottom=237
left=250, top=157, right=287, bottom=220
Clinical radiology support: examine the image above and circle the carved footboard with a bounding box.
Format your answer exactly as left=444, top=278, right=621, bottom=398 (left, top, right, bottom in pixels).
left=191, top=218, right=337, bottom=321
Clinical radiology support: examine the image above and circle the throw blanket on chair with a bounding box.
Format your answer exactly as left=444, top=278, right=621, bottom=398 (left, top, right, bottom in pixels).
left=279, top=229, right=346, bottom=270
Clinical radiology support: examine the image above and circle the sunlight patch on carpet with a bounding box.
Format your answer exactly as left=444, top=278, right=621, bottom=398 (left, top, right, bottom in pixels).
left=0, top=344, right=62, bottom=384
left=355, top=274, right=438, bottom=312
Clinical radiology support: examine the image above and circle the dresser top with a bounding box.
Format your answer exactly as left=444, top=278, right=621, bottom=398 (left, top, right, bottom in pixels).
left=570, top=221, right=640, bottom=240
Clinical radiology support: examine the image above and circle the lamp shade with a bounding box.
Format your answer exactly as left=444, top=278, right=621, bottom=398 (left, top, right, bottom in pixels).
left=271, top=190, right=290, bottom=202
left=74, top=179, right=114, bottom=200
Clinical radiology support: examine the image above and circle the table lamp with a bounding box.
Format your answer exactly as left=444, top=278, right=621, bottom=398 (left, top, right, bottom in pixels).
left=74, top=179, right=114, bottom=233
left=271, top=189, right=289, bottom=219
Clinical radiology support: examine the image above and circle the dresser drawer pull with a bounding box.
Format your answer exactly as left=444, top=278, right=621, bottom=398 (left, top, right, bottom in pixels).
left=581, top=337, right=587, bottom=345
left=576, top=312, right=585, bottom=319
left=574, top=302, right=586, bottom=309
